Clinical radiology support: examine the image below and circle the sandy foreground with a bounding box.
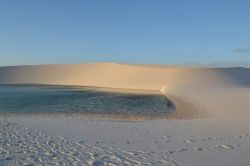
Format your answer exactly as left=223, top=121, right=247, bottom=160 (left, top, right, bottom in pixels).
left=0, top=63, right=250, bottom=166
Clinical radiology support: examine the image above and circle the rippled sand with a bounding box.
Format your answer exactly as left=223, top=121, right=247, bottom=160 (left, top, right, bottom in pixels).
left=0, top=122, right=182, bottom=166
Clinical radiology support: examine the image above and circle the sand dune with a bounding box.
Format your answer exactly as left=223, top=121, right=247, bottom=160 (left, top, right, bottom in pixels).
left=0, top=63, right=242, bottom=90
left=0, top=63, right=250, bottom=119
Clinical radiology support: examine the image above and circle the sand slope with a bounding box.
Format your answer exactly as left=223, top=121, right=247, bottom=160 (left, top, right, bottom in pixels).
left=0, top=63, right=250, bottom=118
left=0, top=63, right=242, bottom=90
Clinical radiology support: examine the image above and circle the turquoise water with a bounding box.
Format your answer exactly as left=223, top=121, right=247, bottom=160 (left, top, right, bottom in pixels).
left=0, top=85, right=175, bottom=115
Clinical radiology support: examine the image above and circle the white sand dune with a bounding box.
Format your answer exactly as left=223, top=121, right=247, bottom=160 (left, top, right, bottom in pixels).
left=0, top=63, right=250, bottom=118
left=1, top=63, right=250, bottom=166
left=0, top=63, right=241, bottom=89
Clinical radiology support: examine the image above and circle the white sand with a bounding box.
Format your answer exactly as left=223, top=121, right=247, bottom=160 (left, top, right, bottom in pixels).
left=1, top=63, right=250, bottom=166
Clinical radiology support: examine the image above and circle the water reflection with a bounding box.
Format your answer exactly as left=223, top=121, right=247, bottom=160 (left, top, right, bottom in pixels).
left=0, top=85, right=176, bottom=121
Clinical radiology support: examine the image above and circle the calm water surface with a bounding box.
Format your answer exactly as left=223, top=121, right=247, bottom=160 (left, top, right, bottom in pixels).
left=0, top=85, right=175, bottom=116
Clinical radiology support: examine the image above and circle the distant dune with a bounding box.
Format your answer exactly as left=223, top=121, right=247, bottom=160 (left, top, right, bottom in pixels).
left=1, top=63, right=250, bottom=119
left=1, top=63, right=248, bottom=89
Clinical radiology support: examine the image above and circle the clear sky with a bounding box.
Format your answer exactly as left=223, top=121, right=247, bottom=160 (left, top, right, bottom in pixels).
left=0, top=0, right=249, bottom=66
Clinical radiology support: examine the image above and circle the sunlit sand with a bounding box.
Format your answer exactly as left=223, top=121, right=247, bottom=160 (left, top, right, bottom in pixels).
left=1, top=63, right=250, bottom=165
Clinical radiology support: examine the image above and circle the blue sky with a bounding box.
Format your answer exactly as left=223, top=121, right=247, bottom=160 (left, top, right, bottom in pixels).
left=0, top=0, right=249, bottom=66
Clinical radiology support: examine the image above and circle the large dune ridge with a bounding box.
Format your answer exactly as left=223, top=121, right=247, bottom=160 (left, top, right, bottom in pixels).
left=0, top=63, right=250, bottom=120
left=0, top=63, right=247, bottom=89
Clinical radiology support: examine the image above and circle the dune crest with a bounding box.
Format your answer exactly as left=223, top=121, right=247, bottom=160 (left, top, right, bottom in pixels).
left=0, top=63, right=244, bottom=90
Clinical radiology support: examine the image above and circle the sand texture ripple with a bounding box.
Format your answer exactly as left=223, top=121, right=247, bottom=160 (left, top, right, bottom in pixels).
left=0, top=122, right=183, bottom=166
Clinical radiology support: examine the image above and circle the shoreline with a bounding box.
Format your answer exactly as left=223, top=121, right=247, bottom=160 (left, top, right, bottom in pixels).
left=0, top=84, right=207, bottom=120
